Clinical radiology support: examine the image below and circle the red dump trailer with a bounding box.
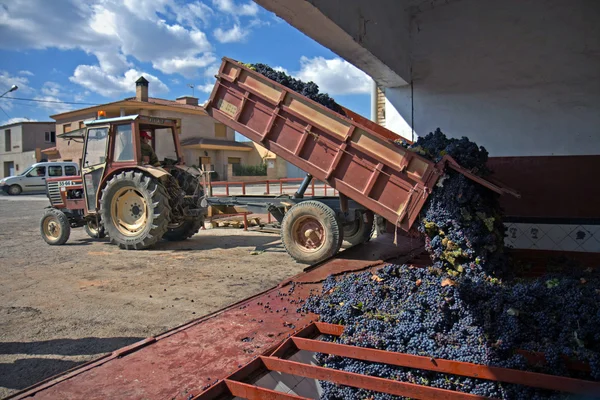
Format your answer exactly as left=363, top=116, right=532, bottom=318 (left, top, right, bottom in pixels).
left=204, top=58, right=518, bottom=263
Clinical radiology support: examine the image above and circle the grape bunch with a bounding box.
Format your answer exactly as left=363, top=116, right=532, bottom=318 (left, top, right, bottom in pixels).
left=404, top=128, right=491, bottom=175
left=304, top=264, right=600, bottom=399
left=246, top=63, right=346, bottom=115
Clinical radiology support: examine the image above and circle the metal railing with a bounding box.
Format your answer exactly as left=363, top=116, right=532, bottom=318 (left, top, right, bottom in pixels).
left=208, top=177, right=338, bottom=197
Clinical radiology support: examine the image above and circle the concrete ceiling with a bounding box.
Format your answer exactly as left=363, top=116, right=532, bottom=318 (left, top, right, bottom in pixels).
left=254, top=0, right=411, bottom=87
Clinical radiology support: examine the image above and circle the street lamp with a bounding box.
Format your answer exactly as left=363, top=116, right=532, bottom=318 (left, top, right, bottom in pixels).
left=0, top=84, right=18, bottom=98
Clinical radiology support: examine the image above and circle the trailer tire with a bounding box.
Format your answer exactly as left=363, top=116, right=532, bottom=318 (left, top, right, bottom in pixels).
left=281, top=200, right=343, bottom=264
left=163, top=218, right=204, bottom=241
left=85, top=219, right=106, bottom=239
left=100, top=171, right=171, bottom=250
left=40, top=208, right=71, bottom=245
left=343, top=211, right=374, bottom=246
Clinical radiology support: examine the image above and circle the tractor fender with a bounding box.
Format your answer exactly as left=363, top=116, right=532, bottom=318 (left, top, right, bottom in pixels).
left=137, top=165, right=170, bottom=179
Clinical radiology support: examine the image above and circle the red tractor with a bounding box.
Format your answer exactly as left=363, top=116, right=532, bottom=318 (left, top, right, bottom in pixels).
left=40, top=113, right=208, bottom=249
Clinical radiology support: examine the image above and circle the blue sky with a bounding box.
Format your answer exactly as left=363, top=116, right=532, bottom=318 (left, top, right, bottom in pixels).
left=0, top=0, right=371, bottom=141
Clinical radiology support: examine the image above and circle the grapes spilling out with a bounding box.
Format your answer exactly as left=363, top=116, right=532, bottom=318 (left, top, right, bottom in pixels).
left=241, top=62, right=346, bottom=115
left=303, top=129, right=600, bottom=399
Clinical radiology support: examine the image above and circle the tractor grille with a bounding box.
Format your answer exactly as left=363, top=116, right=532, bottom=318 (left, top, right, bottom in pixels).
left=47, top=181, right=62, bottom=205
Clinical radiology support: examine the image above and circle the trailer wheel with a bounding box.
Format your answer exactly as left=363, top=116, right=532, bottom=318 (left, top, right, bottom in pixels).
left=281, top=200, right=343, bottom=264
left=85, top=218, right=106, bottom=239
left=343, top=211, right=374, bottom=246
left=100, top=171, right=171, bottom=250
left=40, top=208, right=71, bottom=245
left=163, top=218, right=204, bottom=241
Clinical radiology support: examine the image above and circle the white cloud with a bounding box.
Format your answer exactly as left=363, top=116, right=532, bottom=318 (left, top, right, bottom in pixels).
left=212, top=0, right=258, bottom=16
left=0, top=0, right=216, bottom=90
left=204, top=62, right=221, bottom=77
left=34, top=95, right=73, bottom=114
left=152, top=54, right=217, bottom=79
left=19, top=70, right=34, bottom=76
left=295, top=56, right=371, bottom=95
left=70, top=66, right=169, bottom=98
left=173, top=1, right=214, bottom=29
left=1, top=117, right=38, bottom=126
left=199, top=82, right=215, bottom=93
left=214, top=24, right=248, bottom=43
left=273, top=66, right=288, bottom=73
left=0, top=70, right=32, bottom=95
left=41, top=82, right=62, bottom=97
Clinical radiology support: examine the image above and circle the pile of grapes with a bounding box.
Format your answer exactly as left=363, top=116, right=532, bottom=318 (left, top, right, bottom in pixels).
left=242, top=62, right=346, bottom=115
left=303, top=129, right=600, bottom=399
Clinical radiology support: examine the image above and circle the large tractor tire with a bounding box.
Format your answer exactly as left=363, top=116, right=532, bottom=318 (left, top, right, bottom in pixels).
left=99, top=171, right=171, bottom=250
left=342, top=210, right=374, bottom=246
left=281, top=200, right=343, bottom=264
left=40, top=208, right=71, bottom=245
left=163, top=218, right=204, bottom=241
left=85, top=218, right=106, bottom=239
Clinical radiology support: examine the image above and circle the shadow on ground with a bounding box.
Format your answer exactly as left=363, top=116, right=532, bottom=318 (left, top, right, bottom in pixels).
left=0, top=337, right=144, bottom=391
left=0, top=336, right=144, bottom=356
left=0, top=358, right=85, bottom=390
left=145, top=231, right=287, bottom=253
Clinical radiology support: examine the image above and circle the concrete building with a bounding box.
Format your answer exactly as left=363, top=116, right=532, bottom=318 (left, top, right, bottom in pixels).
left=0, top=121, right=56, bottom=178
left=48, top=77, right=253, bottom=181
left=255, top=0, right=600, bottom=254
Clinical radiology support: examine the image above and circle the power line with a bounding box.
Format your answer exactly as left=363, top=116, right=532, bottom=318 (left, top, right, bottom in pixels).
left=0, top=105, right=10, bottom=119
left=3, top=96, right=99, bottom=106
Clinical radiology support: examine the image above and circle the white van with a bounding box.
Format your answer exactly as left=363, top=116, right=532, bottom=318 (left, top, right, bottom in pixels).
left=0, top=161, right=79, bottom=195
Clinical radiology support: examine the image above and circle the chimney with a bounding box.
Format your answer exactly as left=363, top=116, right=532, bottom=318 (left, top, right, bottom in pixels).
left=176, top=96, right=199, bottom=106
left=136, top=76, right=149, bottom=102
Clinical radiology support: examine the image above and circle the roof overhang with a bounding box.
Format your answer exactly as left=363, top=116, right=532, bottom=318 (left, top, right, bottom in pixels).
left=41, top=147, right=59, bottom=155
left=58, top=127, right=86, bottom=139
left=51, top=99, right=208, bottom=120
left=183, top=144, right=253, bottom=152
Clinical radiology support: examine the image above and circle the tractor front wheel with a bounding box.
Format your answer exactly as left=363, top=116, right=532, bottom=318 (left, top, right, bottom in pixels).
left=99, top=171, right=171, bottom=250
left=40, top=208, right=71, bottom=245
left=85, top=218, right=107, bottom=239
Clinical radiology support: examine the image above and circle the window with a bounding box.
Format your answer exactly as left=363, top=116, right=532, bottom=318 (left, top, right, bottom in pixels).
left=4, top=129, right=11, bottom=152
left=64, top=165, right=77, bottom=176
left=26, top=166, right=46, bottom=177
left=79, top=121, right=85, bottom=129
left=48, top=165, right=63, bottom=177
left=83, top=127, right=109, bottom=167
left=63, top=123, right=72, bottom=133
left=215, top=123, right=227, bottom=138
left=228, top=157, right=241, bottom=166
left=45, top=131, right=56, bottom=143
left=114, top=124, right=134, bottom=161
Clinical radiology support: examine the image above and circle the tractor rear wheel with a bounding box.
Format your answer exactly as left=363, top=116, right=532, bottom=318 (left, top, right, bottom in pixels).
left=85, top=218, right=106, bottom=239
left=99, top=171, right=171, bottom=250
left=281, top=200, right=343, bottom=264
left=163, top=218, right=204, bottom=241
left=40, top=208, right=71, bottom=245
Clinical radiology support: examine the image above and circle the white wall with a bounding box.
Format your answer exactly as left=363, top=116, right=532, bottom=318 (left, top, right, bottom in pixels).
left=384, top=0, right=600, bottom=156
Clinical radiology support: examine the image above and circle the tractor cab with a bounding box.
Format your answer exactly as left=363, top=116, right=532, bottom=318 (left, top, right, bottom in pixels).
left=81, top=113, right=183, bottom=214
left=41, top=113, right=208, bottom=249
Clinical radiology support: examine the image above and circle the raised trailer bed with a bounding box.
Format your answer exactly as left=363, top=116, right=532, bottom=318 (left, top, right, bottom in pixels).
left=204, top=58, right=518, bottom=264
